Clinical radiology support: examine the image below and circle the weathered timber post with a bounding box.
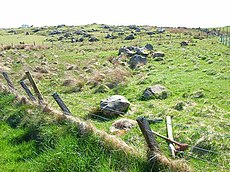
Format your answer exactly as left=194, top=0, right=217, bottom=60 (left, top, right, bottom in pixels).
left=136, top=116, right=159, bottom=152
left=2, top=72, right=15, bottom=91
left=25, top=71, right=43, bottom=103
left=137, top=116, right=160, bottom=170
left=52, top=92, right=71, bottom=115
left=166, top=116, right=176, bottom=158
left=20, top=80, right=36, bottom=101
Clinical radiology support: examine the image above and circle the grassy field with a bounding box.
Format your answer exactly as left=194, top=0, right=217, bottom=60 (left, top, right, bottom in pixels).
left=0, top=24, right=229, bottom=171
left=0, top=92, right=147, bottom=172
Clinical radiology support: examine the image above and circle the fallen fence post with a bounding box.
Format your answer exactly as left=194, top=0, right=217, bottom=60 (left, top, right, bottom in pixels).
left=136, top=116, right=159, bottom=152
left=20, top=80, right=36, bottom=101
left=25, top=71, right=43, bottom=103
left=166, top=116, right=176, bottom=158
left=52, top=92, right=71, bottom=115
left=2, top=71, right=15, bottom=91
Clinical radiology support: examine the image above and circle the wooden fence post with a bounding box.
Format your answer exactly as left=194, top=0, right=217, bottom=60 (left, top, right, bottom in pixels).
left=2, top=71, right=15, bottom=91
left=20, top=80, right=36, bottom=101
left=166, top=116, right=176, bottom=158
left=25, top=71, right=43, bottom=103
left=136, top=116, right=159, bottom=152
left=52, top=92, right=71, bottom=115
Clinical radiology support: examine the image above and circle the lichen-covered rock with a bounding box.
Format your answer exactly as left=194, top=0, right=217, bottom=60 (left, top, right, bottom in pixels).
left=142, top=85, right=169, bottom=100
left=100, top=95, right=130, bottom=117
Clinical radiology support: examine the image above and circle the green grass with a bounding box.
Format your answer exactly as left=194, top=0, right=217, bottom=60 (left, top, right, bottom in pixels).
left=0, top=92, right=147, bottom=172
left=0, top=24, right=229, bottom=171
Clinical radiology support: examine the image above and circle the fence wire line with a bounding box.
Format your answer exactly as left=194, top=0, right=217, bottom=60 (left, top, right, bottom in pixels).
left=165, top=122, right=230, bottom=138
left=138, top=121, right=230, bottom=157
left=1, top=77, right=229, bottom=156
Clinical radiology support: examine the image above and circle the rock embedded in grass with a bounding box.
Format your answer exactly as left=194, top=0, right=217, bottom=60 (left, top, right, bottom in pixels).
left=128, top=55, right=147, bottom=69
left=142, top=85, right=169, bottom=100
left=100, top=95, right=130, bottom=117
left=152, top=52, right=165, bottom=61
left=110, top=118, right=137, bottom=134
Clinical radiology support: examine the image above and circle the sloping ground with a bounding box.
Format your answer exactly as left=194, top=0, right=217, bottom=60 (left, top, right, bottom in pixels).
left=0, top=92, right=147, bottom=172
left=0, top=24, right=229, bottom=171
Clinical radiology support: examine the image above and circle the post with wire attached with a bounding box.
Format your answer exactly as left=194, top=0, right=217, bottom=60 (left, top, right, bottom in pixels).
left=2, top=71, right=15, bottom=91
left=25, top=71, right=44, bottom=104
left=52, top=92, right=71, bottom=115
left=136, top=116, right=160, bottom=168
left=20, top=80, right=36, bottom=101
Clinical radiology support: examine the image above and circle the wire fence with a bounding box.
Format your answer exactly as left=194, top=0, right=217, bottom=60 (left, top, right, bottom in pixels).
left=1, top=70, right=229, bottom=171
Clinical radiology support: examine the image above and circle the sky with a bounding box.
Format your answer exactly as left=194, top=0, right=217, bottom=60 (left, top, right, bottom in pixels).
left=0, top=0, right=229, bottom=28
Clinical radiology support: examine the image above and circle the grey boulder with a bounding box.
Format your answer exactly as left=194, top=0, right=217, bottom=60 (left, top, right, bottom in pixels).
left=100, top=95, right=130, bottom=116
left=128, top=55, right=147, bottom=69
left=142, top=85, right=169, bottom=100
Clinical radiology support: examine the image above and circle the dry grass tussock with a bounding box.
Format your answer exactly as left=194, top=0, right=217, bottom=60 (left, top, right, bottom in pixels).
left=88, top=65, right=131, bottom=88
left=148, top=151, right=192, bottom=172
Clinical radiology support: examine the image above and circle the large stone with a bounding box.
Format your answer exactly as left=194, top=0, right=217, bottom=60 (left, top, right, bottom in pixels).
left=142, top=85, right=169, bottom=100
left=135, top=47, right=149, bottom=56
left=100, top=95, right=130, bottom=116
left=128, top=55, right=147, bottom=69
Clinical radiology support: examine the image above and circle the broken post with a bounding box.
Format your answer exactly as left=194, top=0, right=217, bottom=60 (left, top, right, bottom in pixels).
left=2, top=71, right=15, bottom=91
left=166, top=116, right=176, bottom=158
left=52, top=92, right=71, bottom=115
left=25, top=71, right=43, bottom=103
left=20, top=80, right=36, bottom=101
left=136, top=116, right=159, bottom=152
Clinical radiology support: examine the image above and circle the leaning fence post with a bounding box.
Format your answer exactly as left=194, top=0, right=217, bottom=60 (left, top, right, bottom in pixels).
left=52, top=92, right=71, bottom=115
left=20, top=80, right=36, bottom=101
left=25, top=71, right=43, bottom=103
left=166, top=116, right=176, bottom=158
left=136, top=116, right=159, bottom=152
left=2, top=71, right=15, bottom=91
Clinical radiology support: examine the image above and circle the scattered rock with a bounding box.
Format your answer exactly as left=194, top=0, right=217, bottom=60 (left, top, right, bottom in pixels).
left=89, top=37, right=99, bottom=42
left=153, top=52, right=165, bottom=57
left=142, top=85, right=169, bottom=100
left=156, top=28, right=165, bottom=33
left=147, top=31, right=155, bottom=35
left=174, top=102, right=186, bottom=111
left=67, top=65, right=75, bottom=70
left=110, top=118, right=137, bottom=134
left=33, top=67, right=49, bottom=73
left=128, top=55, right=147, bottom=69
left=100, top=95, right=130, bottom=117
left=62, top=79, right=76, bottom=86
left=118, top=46, right=150, bottom=57
left=180, top=41, right=189, bottom=46
left=152, top=52, right=165, bottom=61
left=145, top=43, right=154, bottom=51
left=191, top=91, right=205, bottom=98
left=125, top=34, right=135, bottom=40
left=118, top=47, right=136, bottom=56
